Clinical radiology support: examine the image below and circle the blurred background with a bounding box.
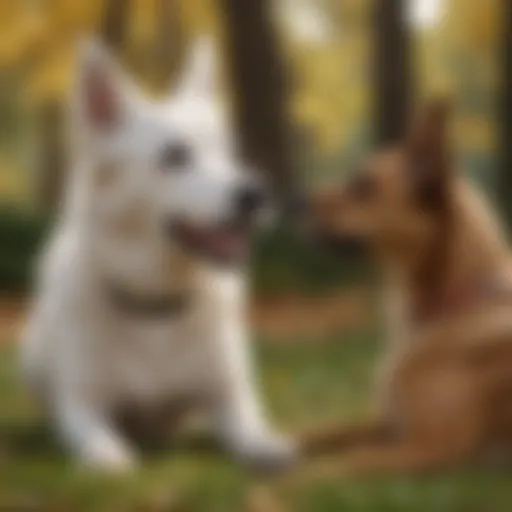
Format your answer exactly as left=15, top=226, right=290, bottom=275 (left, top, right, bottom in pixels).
left=0, top=0, right=504, bottom=292
left=1, top=0, right=511, bottom=510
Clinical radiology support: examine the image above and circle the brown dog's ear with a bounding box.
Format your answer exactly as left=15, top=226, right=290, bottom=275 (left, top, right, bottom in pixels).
left=406, top=98, right=452, bottom=211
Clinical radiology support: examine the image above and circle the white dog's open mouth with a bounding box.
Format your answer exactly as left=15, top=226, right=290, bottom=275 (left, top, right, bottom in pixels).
left=171, top=220, right=250, bottom=265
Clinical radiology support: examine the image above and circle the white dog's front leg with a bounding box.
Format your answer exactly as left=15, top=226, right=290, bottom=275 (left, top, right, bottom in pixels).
left=215, top=374, right=297, bottom=469
left=205, top=270, right=297, bottom=469
left=55, top=393, right=136, bottom=473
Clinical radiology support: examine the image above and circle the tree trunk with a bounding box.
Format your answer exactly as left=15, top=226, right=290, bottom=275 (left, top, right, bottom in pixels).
left=220, top=0, right=296, bottom=205
left=151, top=0, right=185, bottom=92
left=373, top=0, right=412, bottom=145
left=36, top=100, right=65, bottom=214
left=100, top=0, right=131, bottom=51
left=498, top=0, right=512, bottom=228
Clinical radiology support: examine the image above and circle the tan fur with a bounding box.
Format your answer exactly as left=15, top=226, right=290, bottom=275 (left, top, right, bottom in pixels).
left=297, top=99, right=512, bottom=478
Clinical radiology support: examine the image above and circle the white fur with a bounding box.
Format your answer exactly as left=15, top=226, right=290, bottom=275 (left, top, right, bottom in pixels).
left=21, top=40, right=295, bottom=472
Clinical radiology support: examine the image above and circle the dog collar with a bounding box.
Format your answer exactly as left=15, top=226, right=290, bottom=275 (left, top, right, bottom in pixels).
left=105, top=282, right=191, bottom=319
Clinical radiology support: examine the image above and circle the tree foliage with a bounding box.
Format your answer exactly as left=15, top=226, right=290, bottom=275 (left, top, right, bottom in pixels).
left=0, top=0, right=502, bottom=202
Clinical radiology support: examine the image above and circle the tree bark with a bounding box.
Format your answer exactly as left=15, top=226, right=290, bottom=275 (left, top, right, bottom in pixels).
left=151, top=0, right=185, bottom=92
left=373, top=0, right=412, bottom=145
left=36, top=100, right=65, bottom=214
left=220, top=0, right=296, bottom=204
left=100, top=0, right=131, bottom=51
left=498, top=0, right=512, bottom=228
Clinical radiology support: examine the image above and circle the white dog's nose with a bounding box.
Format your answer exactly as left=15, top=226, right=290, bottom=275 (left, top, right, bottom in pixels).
left=235, top=186, right=267, bottom=217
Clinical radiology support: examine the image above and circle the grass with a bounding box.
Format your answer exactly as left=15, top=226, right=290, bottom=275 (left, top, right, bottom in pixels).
left=1, top=330, right=512, bottom=511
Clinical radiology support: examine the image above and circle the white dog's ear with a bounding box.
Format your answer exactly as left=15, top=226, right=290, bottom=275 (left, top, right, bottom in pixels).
left=174, top=38, right=217, bottom=99
left=74, top=39, right=137, bottom=131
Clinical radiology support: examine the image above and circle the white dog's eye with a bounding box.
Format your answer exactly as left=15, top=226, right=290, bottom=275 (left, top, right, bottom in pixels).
left=160, top=142, right=192, bottom=171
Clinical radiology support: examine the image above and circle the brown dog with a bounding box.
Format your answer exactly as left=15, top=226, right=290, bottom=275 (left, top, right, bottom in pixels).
left=297, top=99, right=512, bottom=478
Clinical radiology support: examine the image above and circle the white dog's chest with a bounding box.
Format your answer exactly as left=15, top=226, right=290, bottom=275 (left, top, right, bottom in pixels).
left=104, top=310, right=219, bottom=404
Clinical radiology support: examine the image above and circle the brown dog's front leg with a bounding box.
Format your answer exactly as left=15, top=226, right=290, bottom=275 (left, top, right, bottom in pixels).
left=336, top=440, right=469, bottom=476
left=278, top=440, right=469, bottom=488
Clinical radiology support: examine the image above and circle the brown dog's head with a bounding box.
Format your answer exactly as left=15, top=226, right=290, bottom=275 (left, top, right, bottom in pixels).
left=310, top=99, right=454, bottom=264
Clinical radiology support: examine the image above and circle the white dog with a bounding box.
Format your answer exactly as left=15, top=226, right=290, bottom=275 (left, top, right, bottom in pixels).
left=20, top=39, right=295, bottom=472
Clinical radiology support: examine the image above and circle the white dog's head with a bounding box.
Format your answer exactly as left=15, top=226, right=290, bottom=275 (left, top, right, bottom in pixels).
left=72, top=39, right=267, bottom=266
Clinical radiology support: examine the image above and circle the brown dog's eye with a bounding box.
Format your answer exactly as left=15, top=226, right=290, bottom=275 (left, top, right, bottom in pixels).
left=347, top=174, right=376, bottom=201
left=161, top=142, right=192, bottom=170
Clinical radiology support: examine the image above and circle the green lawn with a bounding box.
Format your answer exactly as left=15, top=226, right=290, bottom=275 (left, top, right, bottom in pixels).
left=1, top=331, right=512, bottom=511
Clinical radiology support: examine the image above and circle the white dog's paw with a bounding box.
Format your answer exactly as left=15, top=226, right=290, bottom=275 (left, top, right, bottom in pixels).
left=80, top=439, right=136, bottom=474
left=231, top=430, right=298, bottom=471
